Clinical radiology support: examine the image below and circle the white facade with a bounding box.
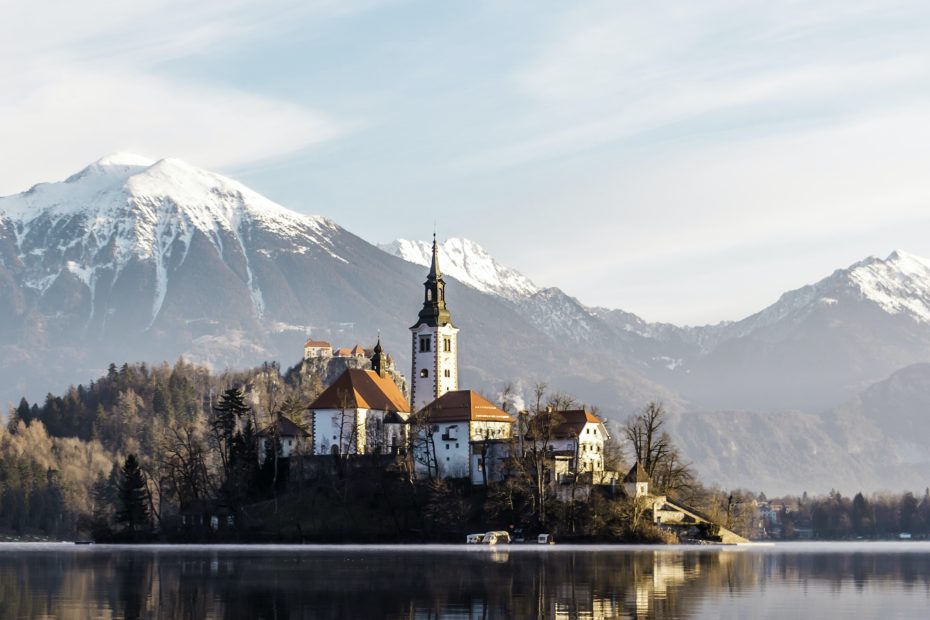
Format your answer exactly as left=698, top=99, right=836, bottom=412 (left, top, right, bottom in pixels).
left=303, top=343, right=332, bottom=360
left=549, top=422, right=607, bottom=472
left=410, top=323, right=459, bottom=412
left=258, top=434, right=305, bottom=461
left=418, top=419, right=512, bottom=481
left=312, top=408, right=409, bottom=455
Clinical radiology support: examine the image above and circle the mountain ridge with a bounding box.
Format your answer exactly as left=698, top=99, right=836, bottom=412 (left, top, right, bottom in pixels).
left=5, top=153, right=930, bottom=493
left=0, top=153, right=675, bottom=427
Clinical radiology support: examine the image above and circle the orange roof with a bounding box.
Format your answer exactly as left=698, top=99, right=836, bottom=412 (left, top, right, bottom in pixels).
left=420, top=390, right=514, bottom=423
left=350, top=344, right=366, bottom=356
left=334, top=347, right=353, bottom=356
left=309, top=368, right=410, bottom=413
left=304, top=339, right=332, bottom=348
left=554, top=409, right=605, bottom=438
left=526, top=409, right=606, bottom=440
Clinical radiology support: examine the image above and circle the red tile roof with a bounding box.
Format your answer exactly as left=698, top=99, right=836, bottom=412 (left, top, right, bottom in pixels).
left=304, top=339, right=332, bottom=348
left=309, top=368, right=410, bottom=413
left=419, top=390, right=514, bottom=423
left=350, top=344, right=366, bottom=356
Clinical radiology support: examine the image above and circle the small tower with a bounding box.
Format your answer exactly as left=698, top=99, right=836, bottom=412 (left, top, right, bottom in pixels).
left=410, top=234, right=459, bottom=412
left=623, top=462, right=652, bottom=499
left=370, top=336, right=387, bottom=378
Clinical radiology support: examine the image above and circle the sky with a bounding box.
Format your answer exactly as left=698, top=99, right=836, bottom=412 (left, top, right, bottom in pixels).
left=4, top=0, right=930, bottom=324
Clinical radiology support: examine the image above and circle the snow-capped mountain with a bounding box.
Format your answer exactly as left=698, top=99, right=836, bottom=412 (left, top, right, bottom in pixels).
left=386, top=238, right=930, bottom=413
left=672, top=250, right=930, bottom=410
left=713, top=250, right=930, bottom=341
left=8, top=154, right=930, bottom=492
left=1, top=153, right=345, bottom=331
left=0, top=154, right=669, bottom=422
left=379, top=237, right=538, bottom=301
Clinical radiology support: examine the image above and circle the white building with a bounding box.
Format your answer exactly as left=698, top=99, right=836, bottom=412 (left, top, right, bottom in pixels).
left=623, top=462, right=652, bottom=499
left=303, top=339, right=333, bottom=360
left=309, top=342, right=411, bottom=455
left=415, top=389, right=515, bottom=484
left=410, top=234, right=459, bottom=412
left=257, top=416, right=310, bottom=461
left=547, top=409, right=610, bottom=472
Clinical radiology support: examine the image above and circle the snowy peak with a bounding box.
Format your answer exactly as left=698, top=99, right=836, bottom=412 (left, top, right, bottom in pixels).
left=91, top=152, right=157, bottom=169
left=0, top=154, right=346, bottom=325
left=727, top=250, right=930, bottom=340
left=380, top=237, right=538, bottom=300
left=843, top=250, right=930, bottom=322
left=2, top=153, right=337, bottom=243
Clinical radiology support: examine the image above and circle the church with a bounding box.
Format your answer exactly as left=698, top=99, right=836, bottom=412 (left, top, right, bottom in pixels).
left=306, top=234, right=608, bottom=486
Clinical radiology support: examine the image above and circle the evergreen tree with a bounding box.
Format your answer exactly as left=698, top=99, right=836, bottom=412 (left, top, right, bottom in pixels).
left=228, top=419, right=261, bottom=508
left=212, top=388, right=251, bottom=488
left=116, top=455, right=149, bottom=533
left=16, top=398, right=30, bottom=425
left=91, top=472, right=115, bottom=524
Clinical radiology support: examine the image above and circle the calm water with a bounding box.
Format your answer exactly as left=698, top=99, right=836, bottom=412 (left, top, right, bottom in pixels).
left=2, top=542, right=929, bottom=619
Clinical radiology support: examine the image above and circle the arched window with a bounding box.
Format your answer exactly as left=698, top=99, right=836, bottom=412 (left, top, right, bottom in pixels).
left=427, top=290, right=433, bottom=301
left=420, top=369, right=429, bottom=378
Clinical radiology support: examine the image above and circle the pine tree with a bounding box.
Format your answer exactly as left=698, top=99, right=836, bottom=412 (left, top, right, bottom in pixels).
left=116, top=454, right=149, bottom=533
left=91, top=471, right=115, bottom=523
left=16, top=398, right=30, bottom=424
left=212, top=388, right=251, bottom=490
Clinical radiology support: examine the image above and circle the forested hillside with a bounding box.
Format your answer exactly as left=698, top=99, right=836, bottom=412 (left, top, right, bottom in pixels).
left=2, top=358, right=319, bottom=539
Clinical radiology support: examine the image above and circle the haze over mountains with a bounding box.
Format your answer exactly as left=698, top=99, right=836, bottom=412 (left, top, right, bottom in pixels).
left=2, top=154, right=930, bottom=494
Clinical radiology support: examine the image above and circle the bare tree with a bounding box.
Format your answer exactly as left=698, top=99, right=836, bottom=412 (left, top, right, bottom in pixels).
left=154, top=418, right=215, bottom=513
left=407, top=408, right=439, bottom=480
left=624, top=401, right=694, bottom=496
left=519, top=384, right=577, bottom=526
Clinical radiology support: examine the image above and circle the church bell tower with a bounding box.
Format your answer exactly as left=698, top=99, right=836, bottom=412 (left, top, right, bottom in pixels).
left=410, top=234, right=459, bottom=411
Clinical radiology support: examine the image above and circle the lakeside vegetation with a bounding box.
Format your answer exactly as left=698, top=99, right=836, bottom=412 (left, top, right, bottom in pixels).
left=0, top=359, right=925, bottom=543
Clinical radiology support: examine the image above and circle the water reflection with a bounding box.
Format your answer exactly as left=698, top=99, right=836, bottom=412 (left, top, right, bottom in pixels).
left=1, top=543, right=929, bottom=619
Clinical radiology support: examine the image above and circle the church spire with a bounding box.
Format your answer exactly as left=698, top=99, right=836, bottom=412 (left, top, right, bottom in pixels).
left=412, top=234, right=453, bottom=328
left=428, top=233, right=442, bottom=281
left=370, top=333, right=387, bottom=377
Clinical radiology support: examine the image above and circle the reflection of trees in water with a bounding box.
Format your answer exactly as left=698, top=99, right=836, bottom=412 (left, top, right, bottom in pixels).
left=3, top=548, right=930, bottom=619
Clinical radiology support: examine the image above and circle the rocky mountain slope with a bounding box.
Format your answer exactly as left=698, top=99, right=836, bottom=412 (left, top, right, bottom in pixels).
left=386, top=239, right=930, bottom=413
left=384, top=240, right=930, bottom=493
left=6, top=154, right=930, bottom=494
left=0, top=154, right=673, bottom=418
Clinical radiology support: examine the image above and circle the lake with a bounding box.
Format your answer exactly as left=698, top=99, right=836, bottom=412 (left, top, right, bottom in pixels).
left=1, top=542, right=929, bottom=618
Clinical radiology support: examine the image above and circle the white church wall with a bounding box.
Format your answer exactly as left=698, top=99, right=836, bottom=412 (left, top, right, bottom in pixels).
left=312, top=408, right=371, bottom=455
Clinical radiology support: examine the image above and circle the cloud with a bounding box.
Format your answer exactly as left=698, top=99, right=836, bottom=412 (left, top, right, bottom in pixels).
left=459, top=0, right=930, bottom=170
left=0, top=0, right=363, bottom=193
left=0, top=67, right=341, bottom=194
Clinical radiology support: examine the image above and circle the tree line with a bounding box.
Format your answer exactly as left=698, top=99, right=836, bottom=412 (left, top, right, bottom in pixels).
left=3, top=357, right=757, bottom=542
left=762, top=489, right=930, bottom=539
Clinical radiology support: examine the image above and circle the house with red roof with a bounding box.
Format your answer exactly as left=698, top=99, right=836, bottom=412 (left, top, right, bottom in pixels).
left=308, top=340, right=411, bottom=456
left=414, top=389, right=515, bottom=483
left=548, top=409, right=610, bottom=473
